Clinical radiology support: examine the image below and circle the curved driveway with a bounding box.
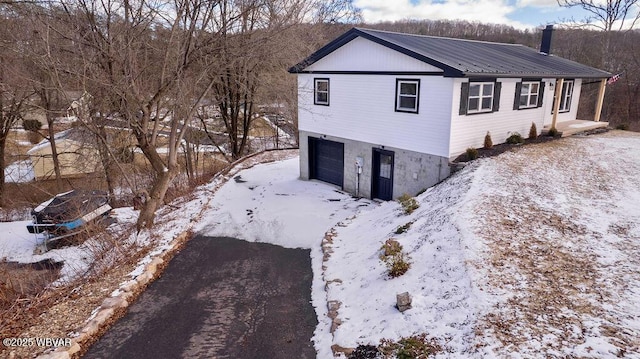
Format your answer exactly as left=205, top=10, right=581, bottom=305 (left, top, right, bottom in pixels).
left=84, top=236, right=317, bottom=359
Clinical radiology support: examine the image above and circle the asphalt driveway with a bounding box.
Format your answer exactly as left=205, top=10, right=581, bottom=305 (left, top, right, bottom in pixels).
left=84, top=236, right=317, bottom=359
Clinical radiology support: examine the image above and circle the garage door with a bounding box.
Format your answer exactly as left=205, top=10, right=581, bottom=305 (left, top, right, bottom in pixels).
left=309, top=137, right=344, bottom=187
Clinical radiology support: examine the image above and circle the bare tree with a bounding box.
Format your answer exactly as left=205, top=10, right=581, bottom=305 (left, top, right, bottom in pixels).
left=0, top=8, right=35, bottom=206
left=0, top=67, right=32, bottom=207
left=204, top=0, right=361, bottom=159
left=41, top=0, right=223, bottom=229
left=5, top=0, right=359, bottom=229
left=557, top=0, right=640, bottom=31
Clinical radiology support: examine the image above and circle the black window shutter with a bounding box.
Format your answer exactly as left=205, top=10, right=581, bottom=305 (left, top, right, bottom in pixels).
left=492, top=82, right=501, bottom=112
left=537, top=82, right=545, bottom=108
left=459, top=82, right=469, bottom=115
left=513, top=82, right=522, bottom=110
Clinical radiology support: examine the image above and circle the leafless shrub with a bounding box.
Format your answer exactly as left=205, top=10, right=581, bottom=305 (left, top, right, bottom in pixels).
left=379, top=333, right=444, bottom=358
left=379, top=239, right=411, bottom=278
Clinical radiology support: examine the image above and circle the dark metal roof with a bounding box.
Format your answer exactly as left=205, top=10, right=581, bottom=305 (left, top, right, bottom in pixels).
left=289, top=28, right=611, bottom=79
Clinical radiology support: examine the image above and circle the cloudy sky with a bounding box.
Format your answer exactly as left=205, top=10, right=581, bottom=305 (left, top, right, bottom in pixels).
left=353, top=0, right=591, bottom=30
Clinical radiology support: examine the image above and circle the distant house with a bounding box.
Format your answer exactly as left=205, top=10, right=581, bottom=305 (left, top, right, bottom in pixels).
left=289, top=26, right=611, bottom=200
left=27, top=129, right=101, bottom=181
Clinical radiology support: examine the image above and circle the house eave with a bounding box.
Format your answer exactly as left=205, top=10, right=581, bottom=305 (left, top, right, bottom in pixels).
left=459, top=72, right=612, bottom=79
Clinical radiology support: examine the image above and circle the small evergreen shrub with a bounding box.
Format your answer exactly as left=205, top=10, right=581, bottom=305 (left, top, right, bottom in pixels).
left=397, top=193, right=419, bottom=215
left=395, top=222, right=413, bottom=234
left=465, top=147, right=478, bottom=161
left=483, top=131, right=493, bottom=149
left=379, top=334, right=443, bottom=358
left=547, top=127, right=560, bottom=137
left=528, top=122, right=538, bottom=140
left=380, top=239, right=411, bottom=278
left=505, top=132, right=524, bottom=144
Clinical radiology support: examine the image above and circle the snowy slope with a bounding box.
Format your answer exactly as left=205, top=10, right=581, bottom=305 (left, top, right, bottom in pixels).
left=325, top=130, right=640, bottom=358
left=324, top=168, right=483, bottom=357
left=3, top=131, right=639, bottom=358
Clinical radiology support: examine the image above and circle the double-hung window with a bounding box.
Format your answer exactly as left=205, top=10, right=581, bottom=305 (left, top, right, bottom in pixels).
left=519, top=81, right=540, bottom=108
left=514, top=80, right=544, bottom=110
left=459, top=80, right=501, bottom=115
left=468, top=82, right=495, bottom=113
left=395, top=79, right=420, bottom=113
left=314, top=78, right=329, bottom=106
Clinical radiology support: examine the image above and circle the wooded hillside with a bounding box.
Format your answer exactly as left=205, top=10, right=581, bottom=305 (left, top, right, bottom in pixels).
left=1, top=0, right=638, bottom=226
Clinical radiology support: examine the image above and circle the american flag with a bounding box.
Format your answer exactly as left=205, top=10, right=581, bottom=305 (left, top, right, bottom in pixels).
left=607, top=73, right=622, bottom=85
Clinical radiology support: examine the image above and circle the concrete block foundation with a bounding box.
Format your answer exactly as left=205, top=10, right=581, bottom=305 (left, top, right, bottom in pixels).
left=299, top=131, right=451, bottom=199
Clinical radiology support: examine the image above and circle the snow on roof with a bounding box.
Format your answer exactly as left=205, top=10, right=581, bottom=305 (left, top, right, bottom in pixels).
left=27, top=128, right=94, bottom=155
left=4, top=160, right=35, bottom=183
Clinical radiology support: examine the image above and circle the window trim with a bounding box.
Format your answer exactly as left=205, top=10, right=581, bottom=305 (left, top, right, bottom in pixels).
left=518, top=81, right=542, bottom=109
left=314, top=78, right=330, bottom=106
left=551, top=79, right=575, bottom=114
left=395, top=79, right=420, bottom=114
left=558, top=80, right=574, bottom=113
left=467, top=81, right=495, bottom=114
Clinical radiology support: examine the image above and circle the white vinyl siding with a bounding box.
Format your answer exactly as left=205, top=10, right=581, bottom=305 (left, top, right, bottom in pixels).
left=304, top=37, right=443, bottom=73
left=298, top=74, right=453, bottom=158
left=449, top=78, right=547, bottom=157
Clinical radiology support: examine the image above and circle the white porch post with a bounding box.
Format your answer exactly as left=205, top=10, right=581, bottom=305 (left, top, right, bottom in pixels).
left=551, top=78, right=564, bottom=130
left=594, top=78, right=607, bottom=122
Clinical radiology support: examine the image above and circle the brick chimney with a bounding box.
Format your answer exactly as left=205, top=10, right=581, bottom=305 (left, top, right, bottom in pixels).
left=540, top=25, right=554, bottom=55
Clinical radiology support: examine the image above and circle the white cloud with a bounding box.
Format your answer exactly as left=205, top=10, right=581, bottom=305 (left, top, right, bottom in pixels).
left=516, top=0, right=559, bottom=8
left=354, top=0, right=531, bottom=29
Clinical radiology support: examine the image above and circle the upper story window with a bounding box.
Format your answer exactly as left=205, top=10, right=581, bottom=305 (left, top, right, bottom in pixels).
left=395, top=79, right=420, bottom=113
left=515, top=80, right=545, bottom=110
left=314, top=78, right=329, bottom=106
left=459, top=80, right=501, bottom=115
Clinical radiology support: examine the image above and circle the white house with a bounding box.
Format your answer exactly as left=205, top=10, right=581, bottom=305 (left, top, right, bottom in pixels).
left=289, top=27, right=611, bottom=200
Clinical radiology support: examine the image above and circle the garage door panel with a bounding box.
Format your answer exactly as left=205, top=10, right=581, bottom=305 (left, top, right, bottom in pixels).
left=309, top=138, right=344, bottom=187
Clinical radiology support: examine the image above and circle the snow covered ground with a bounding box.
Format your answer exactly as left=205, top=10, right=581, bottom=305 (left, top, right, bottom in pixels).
left=194, top=132, right=640, bottom=358
left=193, top=156, right=376, bottom=358
left=0, top=208, right=138, bottom=283
left=2, top=131, right=639, bottom=358
left=4, top=159, right=35, bottom=183
left=324, top=130, right=640, bottom=358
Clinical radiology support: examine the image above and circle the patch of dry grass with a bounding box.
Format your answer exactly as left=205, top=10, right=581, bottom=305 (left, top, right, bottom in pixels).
left=469, top=131, right=640, bottom=356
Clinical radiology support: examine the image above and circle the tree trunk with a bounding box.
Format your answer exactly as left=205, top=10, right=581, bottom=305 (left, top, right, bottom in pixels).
left=46, top=115, right=62, bottom=187
left=185, top=140, right=195, bottom=180
left=136, top=167, right=176, bottom=230
left=97, top=126, right=116, bottom=205
left=0, top=138, right=6, bottom=207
